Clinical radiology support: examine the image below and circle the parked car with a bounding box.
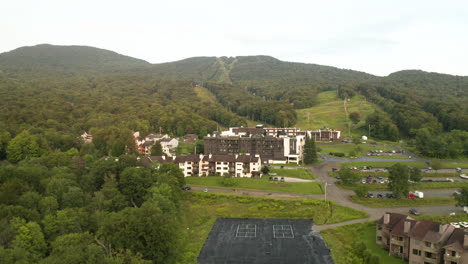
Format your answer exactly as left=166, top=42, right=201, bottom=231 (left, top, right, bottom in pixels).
left=273, top=177, right=278, bottom=181
left=450, top=222, right=461, bottom=228
left=182, top=186, right=192, bottom=191
left=204, top=188, right=209, bottom=193
left=386, top=193, right=395, bottom=198
left=280, top=177, right=285, bottom=182
left=332, top=168, right=338, bottom=172
left=459, top=222, right=468, bottom=228
left=377, top=194, right=383, bottom=198
left=367, top=193, right=374, bottom=198
left=409, top=208, right=420, bottom=215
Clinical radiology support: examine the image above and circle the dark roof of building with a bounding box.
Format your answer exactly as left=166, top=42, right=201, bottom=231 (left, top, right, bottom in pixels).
left=173, top=155, right=199, bottom=163
left=443, top=228, right=468, bottom=252
left=146, top=134, right=164, bottom=139
left=377, top=213, right=408, bottom=229
left=232, top=127, right=265, bottom=135
left=144, top=154, right=260, bottom=165
left=391, top=218, right=417, bottom=237
left=160, top=137, right=174, bottom=142
left=141, top=141, right=154, bottom=147
left=409, top=221, right=454, bottom=243
left=198, top=218, right=333, bottom=264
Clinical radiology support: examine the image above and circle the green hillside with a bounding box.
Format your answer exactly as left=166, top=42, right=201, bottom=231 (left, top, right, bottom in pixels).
left=0, top=44, right=149, bottom=72
left=296, top=91, right=378, bottom=137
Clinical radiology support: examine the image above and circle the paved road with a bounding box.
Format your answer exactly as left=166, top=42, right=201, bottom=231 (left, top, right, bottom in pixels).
left=309, top=162, right=462, bottom=231
left=189, top=152, right=466, bottom=231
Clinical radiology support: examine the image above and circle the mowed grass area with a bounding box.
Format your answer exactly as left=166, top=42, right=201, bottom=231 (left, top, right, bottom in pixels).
left=186, top=176, right=324, bottom=194
left=341, top=161, right=428, bottom=168
left=268, top=168, right=315, bottom=179
left=296, top=91, right=378, bottom=135
left=329, top=171, right=459, bottom=179
left=339, top=181, right=468, bottom=191
left=318, top=143, right=394, bottom=154
left=180, top=192, right=369, bottom=263
left=194, top=86, right=218, bottom=103
left=350, top=196, right=456, bottom=207
left=341, top=161, right=468, bottom=169
left=414, top=214, right=468, bottom=223
left=322, top=222, right=406, bottom=264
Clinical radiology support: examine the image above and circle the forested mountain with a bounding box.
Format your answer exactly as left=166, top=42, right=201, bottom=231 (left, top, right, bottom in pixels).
left=0, top=44, right=466, bottom=159
left=0, top=44, right=150, bottom=72
left=358, top=70, right=468, bottom=158
left=0, top=44, right=467, bottom=263
left=148, top=55, right=375, bottom=108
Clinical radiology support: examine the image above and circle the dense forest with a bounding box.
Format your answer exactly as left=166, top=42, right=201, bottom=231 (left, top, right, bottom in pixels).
left=0, top=44, right=467, bottom=262
left=357, top=70, right=468, bottom=158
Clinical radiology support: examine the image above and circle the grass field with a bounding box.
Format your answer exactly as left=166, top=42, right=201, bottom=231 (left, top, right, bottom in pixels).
left=194, top=86, right=218, bottom=103
left=296, top=91, right=379, bottom=137
left=338, top=161, right=468, bottom=169
left=321, top=222, right=406, bottom=264
left=268, top=168, right=315, bottom=179
left=339, top=181, right=468, bottom=191
left=414, top=214, right=468, bottom=223
left=185, top=176, right=324, bottom=194
left=180, top=192, right=368, bottom=263
left=330, top=171, right=459, bottom=179
left=318, top=143, right=394, bottom=154
left=341, top=161, right=428, bottom=168
left=350, top=196, right=456, bottom=207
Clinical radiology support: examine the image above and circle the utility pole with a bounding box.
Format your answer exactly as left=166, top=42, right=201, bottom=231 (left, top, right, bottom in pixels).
left=368, top=124, right=371, bottom=137
left=324, top=181, right=328, bottom=202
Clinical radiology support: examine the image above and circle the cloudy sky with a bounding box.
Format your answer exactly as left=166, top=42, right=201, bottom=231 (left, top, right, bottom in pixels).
left=2, top=0, right=468, bottom=76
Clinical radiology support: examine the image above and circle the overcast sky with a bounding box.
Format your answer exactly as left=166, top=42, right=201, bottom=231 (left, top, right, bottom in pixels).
left=2, top=0, right=468, bottom=76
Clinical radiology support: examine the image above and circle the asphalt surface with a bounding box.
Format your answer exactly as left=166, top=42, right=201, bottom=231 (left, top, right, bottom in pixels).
left=189, top=148, right=467, bottom=232
left=198, top=218, right=333, bottom=264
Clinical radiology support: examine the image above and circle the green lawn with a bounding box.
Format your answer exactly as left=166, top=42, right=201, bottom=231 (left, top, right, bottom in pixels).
left=180, top=192, right=368, bottom=263
left=176, top=141, right=196, bottom=155
left=295, top=91, right=379, bottom=137
left=339, top=181, right=468, bottom=191
left=440, top=162, right=468, bottom=169
left=330, top=171, right=459, bottom=178
left=322, top=222, right=407, bottom=264
left=268, top=168, right=315, bottom=179
left=341, top=161, right=428, bottom=168
left=414, top=214, right=468, bottom=223
left=350, top=196, right=456, bottom=207
left=186, top=176, right=324, bottom=194
left=318, top=143, right=393, bottom=155
left=272, top=163, right=301, bottom=167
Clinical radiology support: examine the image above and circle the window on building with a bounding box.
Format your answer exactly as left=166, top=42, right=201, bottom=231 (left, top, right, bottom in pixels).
left=377, top=226, right=382, bottom=230
left=451, top=251, right=457, bottom=257
left=377, top=236, right=382, bottom=241
left=424, top=252, right=433, bottom=258
left=425, top=241, right=431, bottom=247
left=412, top=249, right=421, bottom=256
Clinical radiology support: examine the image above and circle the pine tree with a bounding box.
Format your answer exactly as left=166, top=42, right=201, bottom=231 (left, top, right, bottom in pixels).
left=150, top=142, right=163, bottom=156
left=303, top=134, right=317, bottom=165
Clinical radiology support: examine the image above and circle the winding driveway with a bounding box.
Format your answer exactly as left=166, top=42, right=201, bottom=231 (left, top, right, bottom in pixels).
left=190, top=151, right=465, bottom=231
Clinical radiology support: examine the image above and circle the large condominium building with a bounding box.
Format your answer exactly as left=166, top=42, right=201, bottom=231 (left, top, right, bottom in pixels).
left=376, top=212, right=467, bottom=264
left=205, top=126, right=304, bottom=164
left=142, top=154, right=262, bottom=178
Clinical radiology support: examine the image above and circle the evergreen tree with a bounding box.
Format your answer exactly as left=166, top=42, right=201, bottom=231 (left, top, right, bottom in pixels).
left=150, top=142, right=163, bottom=156
left=388, top=163, right=410, bottom=198
left=303, top=135, right=317, bottom=165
